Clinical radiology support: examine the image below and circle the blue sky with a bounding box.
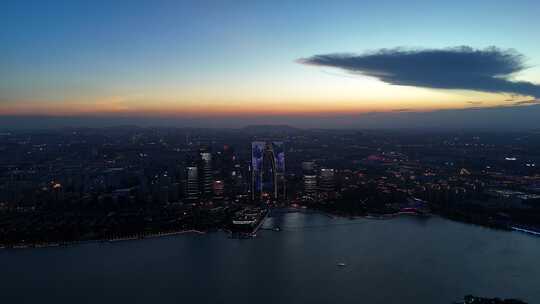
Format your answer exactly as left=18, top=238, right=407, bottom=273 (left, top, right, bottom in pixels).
left=1, top=0, right=539, bottom=124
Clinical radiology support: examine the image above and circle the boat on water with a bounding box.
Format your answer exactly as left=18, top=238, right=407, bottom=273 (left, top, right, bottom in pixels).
left=231, top=207, right=268, bottom=229
left=232, top=219, right=257, bottom=226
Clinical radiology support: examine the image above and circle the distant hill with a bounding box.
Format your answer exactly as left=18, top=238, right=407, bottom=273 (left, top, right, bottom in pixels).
left=2, top=104, right=540, bottom=130
left=242, top=125, right=300, bottom=132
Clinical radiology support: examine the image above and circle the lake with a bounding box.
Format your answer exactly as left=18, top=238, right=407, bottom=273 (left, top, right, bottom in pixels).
left=2, top=211, right=539, bottom=303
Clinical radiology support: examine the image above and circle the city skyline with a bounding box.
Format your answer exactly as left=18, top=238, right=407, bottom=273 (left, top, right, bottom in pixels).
left=2, top=0, right=540, bottom=129
left=3, top=2, right=540, bottom=303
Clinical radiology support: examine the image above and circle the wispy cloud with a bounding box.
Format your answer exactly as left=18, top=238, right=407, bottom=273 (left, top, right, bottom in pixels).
left=466, top=101, right=484, bottom=105
left=299, top=46, right=540, bottom=98
left=513, top=99, right=540, bottom=106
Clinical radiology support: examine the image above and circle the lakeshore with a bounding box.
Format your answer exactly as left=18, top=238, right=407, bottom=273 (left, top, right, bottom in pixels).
left=3, top=205, right=539, bottom=250
left=2, top=212, right=538, bottom=304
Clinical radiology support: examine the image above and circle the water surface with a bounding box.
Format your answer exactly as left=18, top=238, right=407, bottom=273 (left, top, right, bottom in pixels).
left=2, top=212, right=539, bottom=303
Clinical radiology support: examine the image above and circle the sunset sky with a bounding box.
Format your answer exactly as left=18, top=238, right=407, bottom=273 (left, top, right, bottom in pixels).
left=1, top=0, right=540, bottom=126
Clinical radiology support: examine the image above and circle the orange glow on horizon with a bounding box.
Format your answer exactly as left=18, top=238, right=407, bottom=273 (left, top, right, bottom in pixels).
left=0, top=91, right=522, bottom=118
left=0, top=101, right=513, bottom=118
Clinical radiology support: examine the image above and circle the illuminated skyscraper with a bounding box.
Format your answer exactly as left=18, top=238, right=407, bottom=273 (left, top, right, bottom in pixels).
left=199, top=151, right=213, bottom=199
left=303, top=175, right=318, bottom=200
left=186, top=166, right=199, bottom=200
left=251, top=141, right=286, bottom=201
left=302, top=161, right=317, bottom=201
left=319, top=168, right=336, bottom=200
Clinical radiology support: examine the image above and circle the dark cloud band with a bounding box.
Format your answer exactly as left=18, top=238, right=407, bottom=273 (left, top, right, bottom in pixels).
left=299, top=46, right=540, bottom=98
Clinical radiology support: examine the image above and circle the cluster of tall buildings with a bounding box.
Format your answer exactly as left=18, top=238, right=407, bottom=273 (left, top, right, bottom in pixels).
left=301, top=162, right=336, bottom=202
left=182, top=141, right=338, bottom=204
left=183, top=141, right=338, bottom=204
left=183, top=144, right=251, bottom=203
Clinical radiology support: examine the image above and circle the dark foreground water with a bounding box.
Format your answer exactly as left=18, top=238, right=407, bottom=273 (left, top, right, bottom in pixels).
left=2, top=212, right=540, bottom=304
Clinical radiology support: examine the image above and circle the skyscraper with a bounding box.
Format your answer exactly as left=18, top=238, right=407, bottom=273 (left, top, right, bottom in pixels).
left=303, top=175, right=318, bottom=201
left=186, top=166, right=199, bottom=201
left=251, top=141, right=286, bottom=202
left=199, top=151, right=213, bottom=199
left=302, top=161, right=317, bottom=201
left=319, top=168, right=336, bottom=200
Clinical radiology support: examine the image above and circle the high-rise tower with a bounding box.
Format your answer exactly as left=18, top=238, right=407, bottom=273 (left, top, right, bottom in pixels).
left=302, top=161, right=317, bottom=201
left=186, top=166, right=199, bottom=200
left=319, top=168, right=336, bottom=200
left=199, top=151, right=213, bottom=199
left=251, top=141, right=285, bottom=202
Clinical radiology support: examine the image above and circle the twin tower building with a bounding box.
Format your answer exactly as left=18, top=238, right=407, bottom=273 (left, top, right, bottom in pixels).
left=250, top=141, right=286, bottom=202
